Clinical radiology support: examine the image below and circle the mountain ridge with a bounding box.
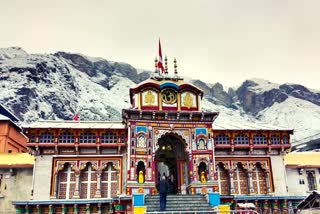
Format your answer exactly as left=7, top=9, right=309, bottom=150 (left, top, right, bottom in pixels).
left=1, top=47, right=320, bottom=142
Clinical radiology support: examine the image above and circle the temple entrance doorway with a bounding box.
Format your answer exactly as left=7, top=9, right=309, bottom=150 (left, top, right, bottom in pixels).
left=155, top=133, right=188, bottom=194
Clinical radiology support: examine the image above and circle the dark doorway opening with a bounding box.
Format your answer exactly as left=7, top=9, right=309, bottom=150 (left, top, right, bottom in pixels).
left=155, top=133, right=188, bottom=194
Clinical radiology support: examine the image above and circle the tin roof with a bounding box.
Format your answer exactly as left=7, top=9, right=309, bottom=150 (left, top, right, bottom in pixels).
left=284, top=152, right=320, bottom=168
left=23, top=120, right=126, bottom=129
left=0, top=153, right=34, bottom=168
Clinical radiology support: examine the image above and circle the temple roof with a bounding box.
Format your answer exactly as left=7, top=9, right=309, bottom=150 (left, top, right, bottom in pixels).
left=0, top=153, right=34, bottom=168
left=130, top=77, right=203, bottom=97
left=23, top=120, right=125, bottom=129
left=284, top=152, right=320, bottom=168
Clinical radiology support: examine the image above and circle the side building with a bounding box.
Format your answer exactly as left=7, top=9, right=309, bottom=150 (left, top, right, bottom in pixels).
left=0, top=105, right=33, bottom=214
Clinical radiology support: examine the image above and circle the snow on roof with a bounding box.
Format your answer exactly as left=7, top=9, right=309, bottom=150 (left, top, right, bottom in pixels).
left=213, top=120, right=291, bottom=131
left=0, top=114, right=10, bottom=121
left=23, top=120, right=126, bottom=129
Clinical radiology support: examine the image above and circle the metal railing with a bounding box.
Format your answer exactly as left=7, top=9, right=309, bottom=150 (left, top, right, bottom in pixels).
left=145, top=210, right=259, bottom=214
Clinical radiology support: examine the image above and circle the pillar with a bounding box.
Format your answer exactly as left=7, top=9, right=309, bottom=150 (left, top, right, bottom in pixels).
left=73, top=169, right=81, bottom=199
left=51, top=173, right=58, bottom=199
left=247, top=170, right=255, bottom=194
left=228, top=170, right=235, bottom=194
left=95, top=170, right=102, bottom=198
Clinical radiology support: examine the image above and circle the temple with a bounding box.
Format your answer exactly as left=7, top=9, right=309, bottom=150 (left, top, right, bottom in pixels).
left=12, top=58, right=305, bottom=213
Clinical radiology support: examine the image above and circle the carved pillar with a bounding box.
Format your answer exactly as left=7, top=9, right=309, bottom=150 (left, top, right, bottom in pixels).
left=51, top=172, right=58, bottom=199
left=73, top=169, right=81, bottom=199
left=265, top=170, right=271, bottom=194
left=228, top=170, right=236, bottom=194
left=95, top=169, right=102, bottom=198
left=247, top=170, right=255, bottom=194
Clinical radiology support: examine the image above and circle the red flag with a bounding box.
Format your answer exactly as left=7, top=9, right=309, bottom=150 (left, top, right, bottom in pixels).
left=73, top=113, right=79, bottom=121
left=157, top=39, right=165, bottom=74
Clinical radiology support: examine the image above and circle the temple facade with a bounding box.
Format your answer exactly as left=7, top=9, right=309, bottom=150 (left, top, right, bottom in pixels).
left=13, top=74, right=305, bottom=213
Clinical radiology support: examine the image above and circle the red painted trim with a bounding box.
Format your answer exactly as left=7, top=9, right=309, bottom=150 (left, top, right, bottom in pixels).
left=162, top=106, right=178, bottom=111
left=141, top=106, right=159, bottom=110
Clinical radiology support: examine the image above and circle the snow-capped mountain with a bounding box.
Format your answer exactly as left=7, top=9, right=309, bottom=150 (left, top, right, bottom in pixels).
left=1, top=47, right=320, bottom=142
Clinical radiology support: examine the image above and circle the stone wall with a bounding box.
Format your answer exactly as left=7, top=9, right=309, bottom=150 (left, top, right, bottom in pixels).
left=0, top=168, right=33, bottom=214
left=33, top=155, right=53, bottom=200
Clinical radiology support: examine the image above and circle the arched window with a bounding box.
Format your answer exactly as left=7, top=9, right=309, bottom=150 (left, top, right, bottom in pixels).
left=101, top=163, right=118, bottom=198
left=270, top=135, right=280, bottom=144
left=80, top=163, right=97, bottom=199
left=39, top=131, right=54, bottom=143
left=100, top=132, right=118, bottom=144
left=307, top=171, right=316, bottom=191
left=233, top=163, right=248, bottom=194
left=59, top=131, right=75, bottom=143
left=252, top=163, right=267, bottom=194
left=253, top=133, right=267, bottom=145
left=216, top=163, right=229, bottom=195
left=234, top=134, right=249, bottom=145
left=215, top=134, right=230, bottom=145
left=57, top=163, right=75, bottom=199
left=137, top=135, right=146, bottom=148
left=197, top=138, right=207, bottom=150
left=79, top=132, right=96, bottom=144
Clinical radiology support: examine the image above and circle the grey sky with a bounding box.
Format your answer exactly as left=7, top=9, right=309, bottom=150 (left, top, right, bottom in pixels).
left=1, top=0, right=320, bottom=89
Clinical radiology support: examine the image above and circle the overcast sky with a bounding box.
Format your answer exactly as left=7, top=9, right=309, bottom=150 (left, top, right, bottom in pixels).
left=1, top=0, right=320, bottom=89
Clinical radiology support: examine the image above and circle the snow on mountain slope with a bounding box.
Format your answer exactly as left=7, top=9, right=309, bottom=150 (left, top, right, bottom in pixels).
left=258, top=97, right=320, bottom=141
left=1, top=47, right=320, bottom=143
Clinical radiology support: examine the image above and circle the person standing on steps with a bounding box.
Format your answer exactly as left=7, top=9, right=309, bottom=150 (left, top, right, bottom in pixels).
left=158, top=175, right=169, bottom=211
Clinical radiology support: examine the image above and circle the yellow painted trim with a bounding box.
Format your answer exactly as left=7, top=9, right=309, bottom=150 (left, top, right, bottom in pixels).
left=177, top=92, right=181, bottom=111
left=138, top=93, right=141, bottom=110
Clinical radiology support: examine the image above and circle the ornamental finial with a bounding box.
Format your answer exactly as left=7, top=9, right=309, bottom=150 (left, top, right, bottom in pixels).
left=165, top=55, right=168, bottom=74
left=154, top=57, right=159, bottom=74
left=174, top=58, right=178, bottom=75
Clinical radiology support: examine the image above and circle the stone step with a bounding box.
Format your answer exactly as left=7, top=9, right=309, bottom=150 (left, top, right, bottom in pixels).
left=145, top=194, right=212, bottom=212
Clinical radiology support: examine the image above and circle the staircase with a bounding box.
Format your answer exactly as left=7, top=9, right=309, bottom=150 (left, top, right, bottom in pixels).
left=145, top=194, right=213, bottom=212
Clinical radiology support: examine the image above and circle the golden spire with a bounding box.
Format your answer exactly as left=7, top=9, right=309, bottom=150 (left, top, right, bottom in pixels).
left=154, top=57, right=158, bottom=74
left=165, top=55, right=168, bottom=74
left=174, top=58, right=178, bottom=75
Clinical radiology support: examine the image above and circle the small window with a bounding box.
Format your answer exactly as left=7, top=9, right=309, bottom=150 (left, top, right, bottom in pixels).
left=8, top=150, right=12, bottom=153
left=197, top=138, right=207, bottom=150
left=100, top=132, right=117, bottom=144
left=215, top=134, right=230, bottom=144
left=253, top=133, right=267, bottom=145
left=270, top=135, right=280, bottom=144
left=234, top=134, right=249, bottom=145
left=307, top=171, right=317, bottom=191
left=39, top=131, right=54, bottom=143
left=59, top=131, right=75, bottom=144
left=283, top=136, right=289, bottom=144
left=79, top=132, right=96, bottom=144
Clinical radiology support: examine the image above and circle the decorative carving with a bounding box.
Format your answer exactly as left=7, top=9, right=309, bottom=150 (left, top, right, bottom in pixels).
left=183, top=92, right=193, bottom=108
left=161, top=88, right=177, bottom=104
left=144, top=90, right=155, bottom=105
